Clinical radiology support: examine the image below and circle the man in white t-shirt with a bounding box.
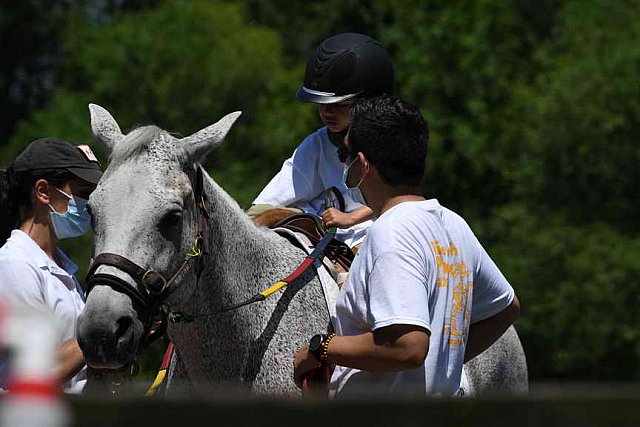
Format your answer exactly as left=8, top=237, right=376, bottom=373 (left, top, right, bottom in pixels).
left=251, top=33, right=394, bottom=247
left=293, top=96, right=520, bottom=397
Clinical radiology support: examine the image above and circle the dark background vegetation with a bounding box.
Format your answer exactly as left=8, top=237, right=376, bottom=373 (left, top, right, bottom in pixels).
left=1, top=0, right=639, bottom=382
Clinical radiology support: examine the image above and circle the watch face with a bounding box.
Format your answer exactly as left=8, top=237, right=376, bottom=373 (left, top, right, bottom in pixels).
left=309, top=334, right=323, bottom=352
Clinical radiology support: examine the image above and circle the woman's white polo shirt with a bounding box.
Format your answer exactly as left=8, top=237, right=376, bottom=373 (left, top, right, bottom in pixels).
left=0, top=229, right=87, bottom=393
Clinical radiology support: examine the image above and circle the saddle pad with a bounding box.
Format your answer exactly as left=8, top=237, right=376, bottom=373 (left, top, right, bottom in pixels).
left=273, top=227, right=339, bottom=323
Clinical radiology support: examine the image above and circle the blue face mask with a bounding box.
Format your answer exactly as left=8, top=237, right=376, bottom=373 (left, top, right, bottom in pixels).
left=49, top=187, right=92, bottom=240
left=342, top=157, right=368, bottom=206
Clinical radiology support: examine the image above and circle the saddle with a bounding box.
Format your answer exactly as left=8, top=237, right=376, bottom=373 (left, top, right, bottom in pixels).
left=253, top=209, right=355, bottom=272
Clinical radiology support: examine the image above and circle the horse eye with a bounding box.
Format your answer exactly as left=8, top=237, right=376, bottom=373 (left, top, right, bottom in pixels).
left=159, top=208, right=183, bottom=228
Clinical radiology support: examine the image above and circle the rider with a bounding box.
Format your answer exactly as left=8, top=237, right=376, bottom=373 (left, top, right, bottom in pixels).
left=250, top=33, right=394, bottom=248
left=293, top=96, right=520, bottom=397
left=0, top=138, right=102, bottom=393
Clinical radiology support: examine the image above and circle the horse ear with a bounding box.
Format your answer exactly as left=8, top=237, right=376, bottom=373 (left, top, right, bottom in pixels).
left=89, top=103, right=124, bottom=158
left=180, top=111, right=242, bottom=163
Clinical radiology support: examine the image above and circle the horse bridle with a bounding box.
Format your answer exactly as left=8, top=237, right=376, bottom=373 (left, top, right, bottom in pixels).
left=84, top=166, right=211, bottom=347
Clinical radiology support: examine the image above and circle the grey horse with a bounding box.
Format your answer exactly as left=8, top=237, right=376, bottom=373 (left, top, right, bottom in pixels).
left=77, top=104, right=528, bottom=396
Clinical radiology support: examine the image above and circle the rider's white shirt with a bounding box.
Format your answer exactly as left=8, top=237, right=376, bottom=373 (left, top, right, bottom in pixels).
left=253, top=127, right=372, bottom=247
left=330, top=200, right=514, bottom=397
left=0, top=230, right=87, bottom=394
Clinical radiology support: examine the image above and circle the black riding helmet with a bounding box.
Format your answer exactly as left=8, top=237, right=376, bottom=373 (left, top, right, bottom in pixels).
left=297, top=33, right=394, bottom=104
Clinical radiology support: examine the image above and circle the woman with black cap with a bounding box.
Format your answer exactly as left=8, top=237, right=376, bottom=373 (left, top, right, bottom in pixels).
left=250, top=33, right=395, bottom=249
left=0, top=137, right=102, bottom=393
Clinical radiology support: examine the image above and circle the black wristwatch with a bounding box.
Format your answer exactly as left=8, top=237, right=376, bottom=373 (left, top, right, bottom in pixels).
left=309, top=333, right=336, bottom=362
left=309, top=334, right=328, bottom=362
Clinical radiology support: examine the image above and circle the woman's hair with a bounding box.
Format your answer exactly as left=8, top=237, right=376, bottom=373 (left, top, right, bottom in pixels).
left=0, top=165, right=74, bottom=245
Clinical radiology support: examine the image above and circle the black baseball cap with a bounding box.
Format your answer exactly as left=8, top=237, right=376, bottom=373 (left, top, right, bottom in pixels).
left=12, top=138, right=103, bottom=184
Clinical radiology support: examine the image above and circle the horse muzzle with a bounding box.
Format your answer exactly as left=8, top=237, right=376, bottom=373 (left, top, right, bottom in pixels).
left=77, top=284, right=144, bottom=369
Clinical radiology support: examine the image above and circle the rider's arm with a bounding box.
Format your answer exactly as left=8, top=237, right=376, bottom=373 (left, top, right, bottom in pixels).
left=464, top=296, right=520, bottom=363
left=56, top=338, right=85, bottom=383
left=322, top=205, right=374, bottom=228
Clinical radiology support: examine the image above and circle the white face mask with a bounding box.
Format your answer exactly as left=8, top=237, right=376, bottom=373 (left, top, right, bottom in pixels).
left=48, top=187, right=92, bottom=239
left=342, top=157, right=368, bottom=206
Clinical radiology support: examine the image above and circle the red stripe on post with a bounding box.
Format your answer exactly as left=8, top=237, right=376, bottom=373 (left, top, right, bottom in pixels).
left=7, top=379, right=60, bottom=399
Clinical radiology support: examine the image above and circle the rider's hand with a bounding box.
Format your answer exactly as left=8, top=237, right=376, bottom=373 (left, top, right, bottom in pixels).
left=322, top=208, right=355, bottom=228
left=293, top=345, right=321, bottom=389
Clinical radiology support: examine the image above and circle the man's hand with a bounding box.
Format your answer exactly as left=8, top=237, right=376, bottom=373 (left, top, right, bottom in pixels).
left=293, top=345, right=321, bottom=389
left=322, top=208, right=356, bottom=228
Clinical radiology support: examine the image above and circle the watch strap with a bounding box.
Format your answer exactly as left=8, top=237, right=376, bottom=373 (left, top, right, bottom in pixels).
left=320, top=333, right=336, bottom=362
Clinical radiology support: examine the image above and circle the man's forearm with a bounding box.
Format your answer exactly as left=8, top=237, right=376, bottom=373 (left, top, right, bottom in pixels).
left=328, top=326, right=429, bottom=372
left=464, top=296, right=520, bottom=363
left=56, top=338, right=86, bottom=383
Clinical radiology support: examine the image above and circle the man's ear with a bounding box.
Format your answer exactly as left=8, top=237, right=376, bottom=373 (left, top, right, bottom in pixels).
left=357, top=152, right=370, bottom=175
left=32, top=179, right=52, bottom=206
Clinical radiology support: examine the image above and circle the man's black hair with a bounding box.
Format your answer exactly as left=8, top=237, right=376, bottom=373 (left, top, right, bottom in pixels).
left=348, top=96, right=429, bottom=187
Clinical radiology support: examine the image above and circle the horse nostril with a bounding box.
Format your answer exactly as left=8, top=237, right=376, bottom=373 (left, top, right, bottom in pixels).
left=116, top=316, right=133, bottom=338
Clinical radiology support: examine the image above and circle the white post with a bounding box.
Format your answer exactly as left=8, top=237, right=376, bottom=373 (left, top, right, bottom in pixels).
left=0, top=303, right=71, bottom=427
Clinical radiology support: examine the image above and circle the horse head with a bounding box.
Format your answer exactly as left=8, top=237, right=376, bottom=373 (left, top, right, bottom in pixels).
left=77, top=104, right=241, bottom=369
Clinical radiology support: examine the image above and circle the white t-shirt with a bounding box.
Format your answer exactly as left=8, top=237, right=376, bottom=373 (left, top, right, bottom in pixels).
left=0, top=230, right=87, bottom=394
left=330, top=199, right=514, bottom=397
left=253, top=127, right=372, bottom=247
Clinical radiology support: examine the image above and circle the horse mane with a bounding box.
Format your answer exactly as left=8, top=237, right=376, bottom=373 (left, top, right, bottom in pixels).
left=110, top=125, right=163, bottom=163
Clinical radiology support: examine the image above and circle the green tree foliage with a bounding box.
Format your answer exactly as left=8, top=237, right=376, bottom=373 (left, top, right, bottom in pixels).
left=488, top=1, right=640, bottom=379
left=489, top=205, right=640, bottom=379
left=375, top=0, right=560, bottom=217
left=4, top=0, right=317, bottom=206
left=507, top=1, right=640, bottom=234
left=0, top=1, right=68, bottom=141
left=0, top=0, right=161, bottom=142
